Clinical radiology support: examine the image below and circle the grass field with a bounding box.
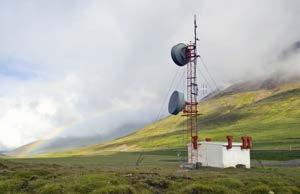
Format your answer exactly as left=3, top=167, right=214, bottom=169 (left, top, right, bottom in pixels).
left=1, top=151, right=300, bottom=194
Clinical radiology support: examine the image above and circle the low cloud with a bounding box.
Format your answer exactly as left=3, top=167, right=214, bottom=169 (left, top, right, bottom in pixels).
left=0, top=0, right=299, bottom=149
left=279, top=40, right=300, bottom=61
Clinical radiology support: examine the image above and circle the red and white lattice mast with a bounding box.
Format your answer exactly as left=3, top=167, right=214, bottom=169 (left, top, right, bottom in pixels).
left=169, top=15, right=200, bottom=163
left=168, top=15, right=253, bottom=167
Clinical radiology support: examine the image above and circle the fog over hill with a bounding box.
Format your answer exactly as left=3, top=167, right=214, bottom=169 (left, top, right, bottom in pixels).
left=7, top=120, right=146, bottom=156
left=220, top=73, right=300, bottom=95
left=0, top=1, right=300, bottom=150
left=6, top=38, right=300, bottom=154
left=9, top=75, right=300, bottom=157
left=0, top=142, right=7, bottom=152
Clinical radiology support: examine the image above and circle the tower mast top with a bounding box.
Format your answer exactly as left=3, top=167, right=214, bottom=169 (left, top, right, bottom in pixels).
left=194, top=15, right=198, bottom=45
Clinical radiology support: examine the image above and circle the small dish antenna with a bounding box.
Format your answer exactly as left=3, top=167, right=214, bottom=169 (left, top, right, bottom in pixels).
left=168, top=90, right=186, bottom=115
left=171, top=43, right=189, bottom=66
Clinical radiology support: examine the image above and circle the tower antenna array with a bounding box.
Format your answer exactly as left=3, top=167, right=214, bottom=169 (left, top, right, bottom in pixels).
left=168, top=15, right=252, bottom=168
left=169, top=15, right=200, bottom=163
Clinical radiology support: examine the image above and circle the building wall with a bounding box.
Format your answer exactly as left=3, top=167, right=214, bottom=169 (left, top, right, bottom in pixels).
left=198, top=143, right=223, bottom=167
left=222, top=146, right=250, bottom=168
left=188, top=142, right=250, bottom=168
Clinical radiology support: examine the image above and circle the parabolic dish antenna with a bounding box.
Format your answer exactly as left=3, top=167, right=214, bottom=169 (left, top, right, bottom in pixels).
left=168, top=90, right=185, bottom=115
left=171, top=43, right=189, bottom=66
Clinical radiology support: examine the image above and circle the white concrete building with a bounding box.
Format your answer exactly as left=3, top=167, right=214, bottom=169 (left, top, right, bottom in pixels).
left=188, top=141, right=250, bottom=168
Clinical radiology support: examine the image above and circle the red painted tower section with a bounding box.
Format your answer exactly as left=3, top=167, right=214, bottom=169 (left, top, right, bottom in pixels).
left=183, top=15, right=199, bottom=162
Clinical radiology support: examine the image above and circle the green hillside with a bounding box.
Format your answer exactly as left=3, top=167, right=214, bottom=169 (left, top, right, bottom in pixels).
left=45, top=82, right=300, bottom=157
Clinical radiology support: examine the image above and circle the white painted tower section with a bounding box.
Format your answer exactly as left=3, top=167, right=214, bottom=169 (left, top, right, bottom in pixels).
left=188, top=141, right=250, bottom=168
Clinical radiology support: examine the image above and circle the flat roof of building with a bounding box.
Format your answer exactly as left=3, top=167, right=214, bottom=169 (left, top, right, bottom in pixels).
left=198, top=141, right=242, bottom=146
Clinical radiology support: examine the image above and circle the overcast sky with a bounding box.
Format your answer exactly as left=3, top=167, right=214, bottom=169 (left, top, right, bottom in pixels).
left=0, top=0, right=299, bottom=149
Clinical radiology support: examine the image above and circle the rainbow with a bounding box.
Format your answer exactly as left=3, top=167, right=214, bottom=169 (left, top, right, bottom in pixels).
left=15, top=111, right=108, bottom=157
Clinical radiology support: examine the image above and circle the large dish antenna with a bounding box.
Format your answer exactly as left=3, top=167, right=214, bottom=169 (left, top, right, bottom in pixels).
left=171, top=43, right=189, bottom=66
left=168, top=90, right=186, bottom=115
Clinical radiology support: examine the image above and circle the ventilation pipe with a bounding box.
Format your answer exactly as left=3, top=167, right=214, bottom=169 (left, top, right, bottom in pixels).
left=192, top=136, right=198, bottom=149
left=226, top=136, right=233, bottom=149
left=246, top=136, right=252, bottom=149
left=205, top=138, right=212, bottom=142
left=241, top=136, right=247, bottom=149
left=241, top=136, right=252, bottom=149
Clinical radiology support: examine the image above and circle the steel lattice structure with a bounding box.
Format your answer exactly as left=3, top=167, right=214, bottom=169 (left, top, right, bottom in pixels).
left=183, top=16, right=199, bottom=161
left=169, top=15, right=200, bottom=163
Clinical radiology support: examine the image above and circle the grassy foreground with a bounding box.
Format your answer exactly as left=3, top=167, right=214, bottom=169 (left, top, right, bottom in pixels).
left=1, top=151, right=300, bottom=194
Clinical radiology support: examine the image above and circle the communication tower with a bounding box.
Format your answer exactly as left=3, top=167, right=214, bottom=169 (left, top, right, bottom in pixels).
left=168, top=15, right=200, bottom=163
left=168, top=15, right=251, bottom=168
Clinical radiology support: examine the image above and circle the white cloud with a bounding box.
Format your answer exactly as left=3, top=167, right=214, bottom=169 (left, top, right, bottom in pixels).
left=0, top=0, right=299, bottom=149
left=36, top=98, right=57, bottom=116
left=0, top=100, right=52, bottom=148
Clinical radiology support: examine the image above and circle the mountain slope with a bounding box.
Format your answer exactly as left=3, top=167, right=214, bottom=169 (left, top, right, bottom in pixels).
left=7, top=120, right=147, bottom=157
left=7, top=135, right=116, bottom=157
left=46, top=80, right=300, bottom=157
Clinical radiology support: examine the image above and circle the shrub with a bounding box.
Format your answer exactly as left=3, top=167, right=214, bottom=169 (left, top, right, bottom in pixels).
left=27, top=179, right=49, bottom=193
left=214, top=178, right=243, bottom=189
left=71, top=174, right=110, bottom=193
left=0, top=178, right=27, bottom=192
left=73, top=182, right=100, bottom=193
left=272, top=186, right=300, bottom=194
left=0, top=181, right=9, bottom=193
left=250, top=185, right=271, bottom=194
left=0, top=162, right=8, bottom=169
left=92, top=185, right=136, bottom=194
left=182, top=183, right=231, bottom=194
left=15, top=170, right=37, bottom=179
left=39, top=183, right=63, bottom=194
left=145, top=178, right=170, bottom=189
